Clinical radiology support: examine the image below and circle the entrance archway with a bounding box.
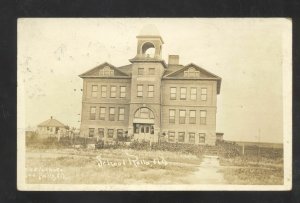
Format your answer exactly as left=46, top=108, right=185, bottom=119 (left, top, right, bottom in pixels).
left=133, top=107, right=155, bottom=138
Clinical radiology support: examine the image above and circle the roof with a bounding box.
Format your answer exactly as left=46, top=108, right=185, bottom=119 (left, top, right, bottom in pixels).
left=38, top=117, right=66, bottom=128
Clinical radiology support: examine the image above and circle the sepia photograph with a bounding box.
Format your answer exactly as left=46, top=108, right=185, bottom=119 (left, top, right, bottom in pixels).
left=17, top=18, right=292, bottom=190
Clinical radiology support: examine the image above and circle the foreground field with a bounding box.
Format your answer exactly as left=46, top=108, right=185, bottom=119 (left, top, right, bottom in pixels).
left=26, top=148, right=202, bottom=184
left=25, top=147, right=283, bottom=185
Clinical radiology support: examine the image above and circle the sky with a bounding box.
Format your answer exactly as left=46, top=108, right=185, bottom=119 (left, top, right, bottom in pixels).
left=18, top=18, right=291, bottom=143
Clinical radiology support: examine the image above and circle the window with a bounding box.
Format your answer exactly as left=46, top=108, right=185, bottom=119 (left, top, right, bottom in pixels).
left=168, top=131, right=175, bottom=142
left=110, top=86, right=116, bottom=98
left=199, top=133, right=206, bottom=143
left=178, top=132, right=185, bottom=142
left=184, top=67, right=200, bottom=77
left=117, top=129, right=123, bottom=137
left=201, top=88, right=207, bottom=101
left=99, top=107, right=106, bottom=120
left=190, top=87, right=197, bottom=100
left=149, top=68, right=155, bottom=75
left=100, top=66, right=114, bottom=76
left=200, top=110, right=207, bottom=124
left=101, top=85, right=107, bottom=98
left=189, top=110, right=196, bottom=124
left=120, top=86, right=126, bottom=98
left=109, top=107, right=115, bottom=121
left=107, top=129, right=114, bottom=138
left=118, top=107, right=125, bottom=121
left=89, top=128, right=95, bottom=137
left=148, top=85, right=154, bottom=98
left=134, top=107, right=154, bottom=119
left=138, top=68, right=144, bottom=75
left=169, top=109, right=175, bottom=124
left=189, top=133, right=195, bottom=143
left=92, top=85, right=98, bottom=97
left=180, top=87, right=187, bottom=100
left=98, top=128, right=104, bottom=138
left=170, top=87, right=176, bottom=100
left=179, top=110, right=186, bottom=124
left=137, top=85, right=143, bottom=97
left=90, top=107, right=96, bottom=120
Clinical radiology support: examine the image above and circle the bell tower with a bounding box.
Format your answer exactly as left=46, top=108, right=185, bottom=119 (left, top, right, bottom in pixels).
left=131, top=24, right=164, bottom=61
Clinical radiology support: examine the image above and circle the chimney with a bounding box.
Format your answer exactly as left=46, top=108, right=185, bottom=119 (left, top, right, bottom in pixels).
left=51, top=116, right=53, bottom=119
left=168, top=55, right=179, bottom=65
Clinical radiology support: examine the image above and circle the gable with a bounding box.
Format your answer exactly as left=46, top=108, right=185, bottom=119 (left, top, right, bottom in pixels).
left=79, top=62, right=129, bottom=78
left=164, top=63, right=221, bottom=79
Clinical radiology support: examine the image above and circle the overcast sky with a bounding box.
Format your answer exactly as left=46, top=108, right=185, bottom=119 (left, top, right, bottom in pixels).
left=18, top=18, right=291, bottom=143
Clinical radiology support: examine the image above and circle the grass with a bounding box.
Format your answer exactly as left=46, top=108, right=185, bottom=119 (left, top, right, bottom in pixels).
left=25, top=147, right=201, bottom=184
left=218, top=155, right=283, bottom=185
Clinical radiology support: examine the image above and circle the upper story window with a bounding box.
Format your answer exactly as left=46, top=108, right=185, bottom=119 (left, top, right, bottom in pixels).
left=184, top=67, right=200, bottom=77
left=201, top=88, right=207, bottom=101
left=109, top=107, right=115, bottom=121
left=170, top=87, right=177, bottom=100
left=148, top=85, right=154, bottom=98
left=101, top=85, right=107, bottom=98
left=90, top=106, right=96, bottom=120
left=118, top=107, right=125, bottom=121
left=138, top=68, right=144, bottom=75
left=149, top=68, right=155, bottom=75
left=200, top=110, right=207, bottom=125
left=100, top=66, right=114, bottom=76
left=137, top=85, right=143, bottom=97
left=189, top=110, right=196, bottom=124
left=180, top=87, right=187, bottom=100
left=179, top=110, right=186, bottom=124
left=190, top=87, right=197, bottom=100
left=91, top=85, right=98, bottom=97
left=169, top=109, right=175, bottom=124
left=99, top=107, right=106, bottom=120
left=120, top=86, right=126, bottom=98
left=110, top=86, right=117, bottom=98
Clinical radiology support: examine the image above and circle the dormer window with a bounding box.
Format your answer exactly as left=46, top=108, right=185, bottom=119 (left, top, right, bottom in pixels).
left=100, top=66, right=114, bottom=76
left=184, top=67, right=200, bottom=77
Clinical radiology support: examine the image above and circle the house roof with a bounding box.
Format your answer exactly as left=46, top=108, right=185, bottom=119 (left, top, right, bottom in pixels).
left=37, top=117, right=66, bottom=128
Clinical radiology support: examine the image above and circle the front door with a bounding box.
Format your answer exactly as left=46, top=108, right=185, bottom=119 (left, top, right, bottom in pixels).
left=134, top=123, right=154, bottom=140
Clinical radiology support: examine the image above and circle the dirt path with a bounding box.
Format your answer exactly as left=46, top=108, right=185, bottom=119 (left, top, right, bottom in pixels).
left=186, top=155, right=226, bottom=184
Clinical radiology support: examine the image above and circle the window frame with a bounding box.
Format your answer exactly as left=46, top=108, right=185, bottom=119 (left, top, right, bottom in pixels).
left=90, top=106, right=96, bottom=120
left=109, top=107, right=115, bottom=121
left=189, top=110, right=196, bottom=124
left=168, top=131, right=175, bottom=142
left=170, top=87, right=177, bottom=100
left=89, top=128, right=95, bottom=137
left=91, top=85, right=98, bottom=98
left=110, top=86, right=117, bottom=98
left=179, top=110, right=186, bottom=124
left=199, top=133, right=206, bottom=143
left=148, top=85, right=154, bottom=98
left=118, top=107, right=125, bottom=121
left=98, top=128, right=104, bottom=138
left=201, top=88, right=207, bottom=101
left=107, top=129, right=114, bottom=138
left=101, top=85, right=107, bottom=98
left=189, top=132, right=195, bottom=143
left=180, top=87, right=187, bottom=100
left=178, top=132, right=185, bottom=142
left=169, top=109, right=175, bottom=124
left=200, top=110, right=207, bottom=125
left=120, top=86, right=126, bottom=98
left=190, top=87, right=197, bottom=100
left=137, top=85, right=143, bottom=97
left=99, top=107, right=106, bottom=120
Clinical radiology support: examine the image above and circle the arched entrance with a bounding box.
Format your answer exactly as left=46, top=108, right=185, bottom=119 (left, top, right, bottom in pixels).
left=133, top=107, right=155, bottom=139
